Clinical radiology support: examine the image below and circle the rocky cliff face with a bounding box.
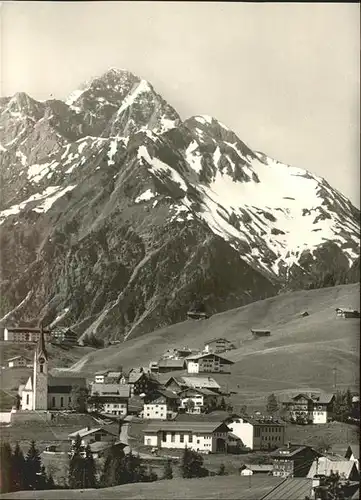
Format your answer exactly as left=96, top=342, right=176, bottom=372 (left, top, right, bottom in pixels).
left=0, top=69, right=359, bottom=341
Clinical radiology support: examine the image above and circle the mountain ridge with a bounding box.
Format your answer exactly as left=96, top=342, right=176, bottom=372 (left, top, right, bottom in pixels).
left=0, top=68, right=359, bottom=341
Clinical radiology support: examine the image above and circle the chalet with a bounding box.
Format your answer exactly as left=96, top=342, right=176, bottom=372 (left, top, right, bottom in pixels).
left=251, top=329, right=271, bottom=337
left=185, top=353, right=234, bottom=374
left=271, top=444, right=321, bottom=478
left=7, top=355, right=27, bottom=368
left=89, top=383, right=130, bottom=416
left=50, top=327, right=78, bottom=346
left=280, top=392, right=334, bottom=424
left=4, top=326, right=51, bottom=343
left=178, top=387, right=221, bottom=414
left=307, top=456, right=359, bottom=481
left=157, top=359, right=186, bottom=373
left=94, top=370, right=123, bottom=384
left=68, top=426, right=123, bottom=458
left=126, top=369, right=160, bottom=396
left=143, top=389, right=179, bottom=420
left=239, top=464, right=273, bottom=476
left=335, top=308, right=360, bottom=319
left=143, top=420, right=230, bottom=453
left=204, top=338, right=236, bottom=354
left=224, top=414, right=286, bottom=451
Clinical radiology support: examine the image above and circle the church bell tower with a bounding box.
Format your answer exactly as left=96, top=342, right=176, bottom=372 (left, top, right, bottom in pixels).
left=33, top=323, right=48, bottom=410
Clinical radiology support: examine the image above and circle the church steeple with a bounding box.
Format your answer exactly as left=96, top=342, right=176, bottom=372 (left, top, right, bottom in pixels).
left=33, top=322, right=48, bottom=411
left=36, top=323, right=48, bottom=361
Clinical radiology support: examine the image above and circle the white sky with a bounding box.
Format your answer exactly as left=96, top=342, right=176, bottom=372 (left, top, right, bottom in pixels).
left=1, top=1, right=360, bottom=207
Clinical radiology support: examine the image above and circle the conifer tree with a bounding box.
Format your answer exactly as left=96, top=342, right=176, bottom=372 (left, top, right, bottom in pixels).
left=25, top=441, right=42, bottom=490
left=68, top=434, right=84, bottom=489
left=181, top=447, right=207, bottom=478
left=163, top=459, right=173, bottom=479
left=0, top=441, right=12, bottom=493
left=218, top=463, right=226, bottom=476
left=83, top=445, right=97, bottom=488
left=11, top=442, right=26, bottom=491
left=266, top=393, right=279, bottom=414
left=46, top=472, right=55, bottom=489
left=101, top=445, right=126, bottom=487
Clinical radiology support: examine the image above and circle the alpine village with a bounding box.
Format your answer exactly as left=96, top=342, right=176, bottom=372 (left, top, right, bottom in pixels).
left=0, top=19, right=360, bottom=500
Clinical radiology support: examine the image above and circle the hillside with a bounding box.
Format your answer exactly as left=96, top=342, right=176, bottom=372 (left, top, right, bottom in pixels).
left=0, top=68, right=359, bottom=343
left=0, top=475, right=284, bottom=500
left=54, top=283, right=360, bottom=408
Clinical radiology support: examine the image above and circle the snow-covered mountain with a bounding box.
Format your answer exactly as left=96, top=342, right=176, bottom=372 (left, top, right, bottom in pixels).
left=0, top=69, right=359, bottom=341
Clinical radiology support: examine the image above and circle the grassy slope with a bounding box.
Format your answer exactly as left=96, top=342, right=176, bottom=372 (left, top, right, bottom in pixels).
left=58, top=284, right=359, bottom=409
left=0, top=475, right=284, bottom=500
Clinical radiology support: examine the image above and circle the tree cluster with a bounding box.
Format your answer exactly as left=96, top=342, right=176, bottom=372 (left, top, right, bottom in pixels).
left=0, top=441, right=54, bottom=494
left=332, top=388, right=358, bottom=422
left=266, top=393, right=279, bottom=414
left=180, top=447, right=209, bottom=479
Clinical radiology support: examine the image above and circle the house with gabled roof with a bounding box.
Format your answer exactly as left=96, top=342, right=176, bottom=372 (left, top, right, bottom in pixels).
left=185, top=353, right=234, bottom=374
left=204, top=338, right=236, bottom=354
left=89, top=383, right=130, bottom=416
left=7, top=355, right=27, bottom=368
left=143, top=389, right=180, bottom=420
left=307, top=456, right=359, bottom=481
left=271, top=444, right=321, bottom=478
left=143, top=420, right=230, bottom=453
left=157, top=359, right=186, bottom=373
left=68, top=426, right=124, bottom=458
left=178, top=387, right=221, bottom=414
left=280, top=392, right=334, bottom=424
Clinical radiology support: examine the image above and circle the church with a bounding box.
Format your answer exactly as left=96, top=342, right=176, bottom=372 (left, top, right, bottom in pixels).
left=19, top=327, right=87, bottom=411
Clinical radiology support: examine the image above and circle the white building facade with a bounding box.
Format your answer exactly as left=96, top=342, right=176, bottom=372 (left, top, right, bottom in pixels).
left=143, top=422, right=230, bottom=453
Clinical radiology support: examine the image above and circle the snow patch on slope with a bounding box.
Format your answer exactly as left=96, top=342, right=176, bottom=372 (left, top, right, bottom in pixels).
left=135, top=189, right=156, bottom=203
left=138, top=146, right=188, bottom=192
left=116, top=79, right=152, bottom=116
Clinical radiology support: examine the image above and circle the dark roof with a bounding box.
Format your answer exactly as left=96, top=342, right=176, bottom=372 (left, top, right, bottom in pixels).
left=207, top=338, right=233, bottom=344
left=281, top=392, right=334, bottom=405
left=261, top=478, right=313, bottom=500
left=144, top=421, right=230, bottom=433
left=7, top=355, right=27, bottom=361
left=251, top=329, right=271, bottom=333
left=157, top=359, right=185, bottom=368
left=48, top=376, right=86, bottom=390
left=5, top=326, right=50, bottom=333
left=185, top=353, right=234, bottom=364
left=271, top=445, right=319, bottom=458
left=225, top=414, right=285, bottom=427
left=91, top=383, right=130, bottom=397
left=240, top=464, right=273, bottom=472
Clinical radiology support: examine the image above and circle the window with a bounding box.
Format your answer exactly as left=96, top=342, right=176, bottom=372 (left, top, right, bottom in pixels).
left=254, top=427, right=261, bottom=437
left=189, top=433, right=193, bottom=443
left=69, top=397, right=71, bottom=404
left=60, top=397, right=64, bottom=407
left=40, top=365, right=43, bottom=373
left=52, top=397, right=55, bottom=407
left=162, top=431, right=167, bottom=442
left=180, top=433, right=184, bottom=443
left=95, top=434, right=101, bottom=442
left=197, top=439, right=200, bottom=444
left=171, top=432, right=175, bottom=443
left=26, top=394, right=29, bottom=405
